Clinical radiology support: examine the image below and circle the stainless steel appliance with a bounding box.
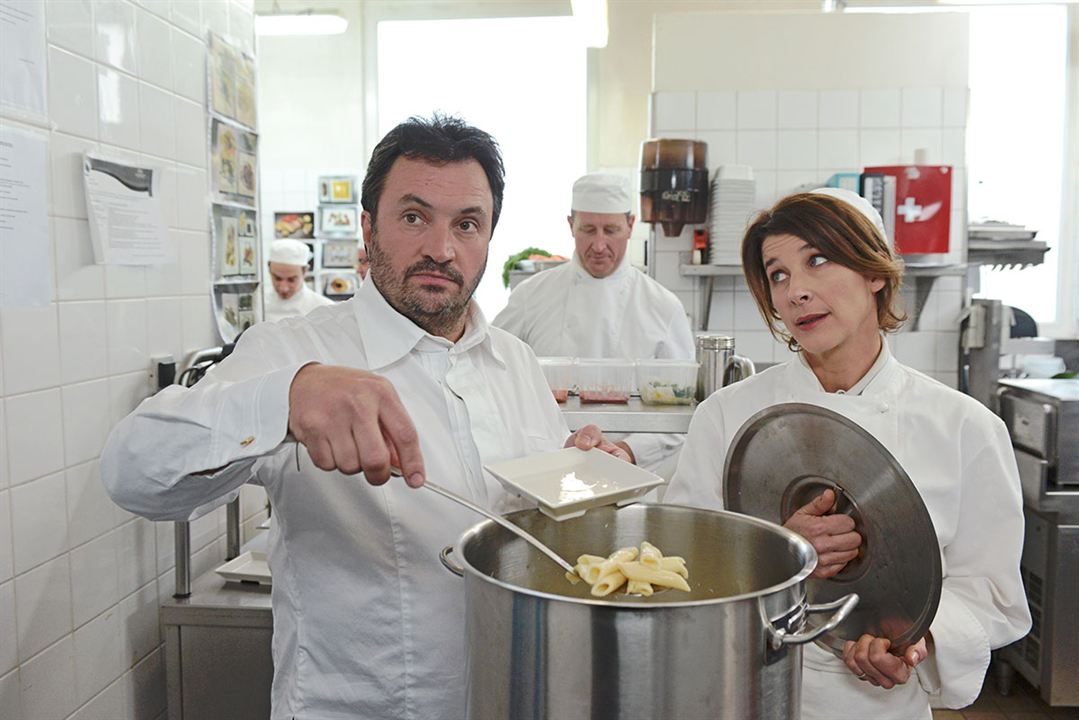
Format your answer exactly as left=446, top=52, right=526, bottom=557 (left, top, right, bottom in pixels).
left=997, top=379, right=1079, bottom=706
left=696, top=334, right=755, bottom=400
left=441, top=504, right=857, bottom=720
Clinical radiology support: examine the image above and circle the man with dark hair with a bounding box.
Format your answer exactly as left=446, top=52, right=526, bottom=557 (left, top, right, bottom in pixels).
left=101, top=115, right=626, bottom=719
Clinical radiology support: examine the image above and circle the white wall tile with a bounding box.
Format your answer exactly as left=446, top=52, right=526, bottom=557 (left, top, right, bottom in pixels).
left=67, top=461, right=118, bottom=548
left=778, top=91, right=817, bottom=129
left=53, top=217, right=103, bottom=301
left=776, top=130, right=817, bottom=170
left=0, top=581, right=15, bottom=674
left=902, top=87, right=943, bottom=128
left=181, top=295, right=216, bottom=352
left=69, top=677, right=126, bottom=720
left=170, top=0, right=200, bottom=36
left=696, top=91, right=736, bottom=130
left=61, top=380, right=111, bottom=466
left=135, top=7, right=172, bottom=89
left=818, top=90, right=858, bottom=129
left=142, top=247, right=181, bottom=299
left=942, top=87, right=968, bottom=128
left=95, top=0, right=137, bottom=73
left=70, top=531, right=120, bottom=627
left=106, top=299, right=149, bottom=375
left=240, top=484, right=267, bottom=522
left=107, top=371, right=148, bottom=426
left=696, top=131, right=736, bottom=169
left=653, top=91, right=696, bottom=132
left=753, top=170, right=777, bottom=207
left=229, top=3, right=254, bottom=53
left=48, top=47, right=98, bottom=141
left=860, top=129, right=902, bottom=166
left=73, top=607, right=126, bottom=709
left=200, top=0, right=228, bottom=37
left=58, top=301, right=109, bottom=384
left=171, top=26, right=205, bottom=101
left=735, top=329, right=778, bottom=364
left=705, top=289, right=734, bottom=332
left=137, top=82, right=176, bottom=159
left=146, top=298, right=183, bottom=364
left=935, top=330, right=959, bottom=374
left=96, top=67, right=140, bottom=151
left=818, top=130, right=859, bottom=169
left=737, top=90, right=776, bottom=130
left=11, top=472, right=68, bottom=575
left=733, top=288, right=763, bottom=331
left=0, top=305, right=60, bottom=395
left=173, top=96, right=206, bottom=167
left=124, top=645, right=165, bottom=719
left=941, top=128, right=966, bottom=167
left=19, top=635, right=77, bottom=720
left=50, top=133, right=96, bottom=220
left=0, top=492, right=11, bottom=582
left=893, top=330, right=936, bottom=373
left=0, top=669, right=20, bottom=720
left=14, top=554, right=72, bottom=662
left=154, top=522, right=174, bottom=575
left=901, top=128, right=942, bottom=165
left=152, top=159, right=179, bottom=230
left=119, top=582, right=159, bottom=667
left=176, top=229, right=210, bottom=294
left=47, top=0, right=95, bottom=56
left=859, top=89, right=901, bottom=128
left=105, top=261, right=149, bottom=300
left=776, top=170, right=820, bottom=197
left=174, top=166, right=208, bottom=230
left=116, top=519, right=156, bottom=597
left=5, top=390, right=64, bottom=486
left=189, top=505, right=219, bottom=553
left=736, top=130, right=776, bottom=171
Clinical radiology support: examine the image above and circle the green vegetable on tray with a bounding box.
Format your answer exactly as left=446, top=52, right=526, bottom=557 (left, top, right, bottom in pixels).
left=502, top=247, right=551, bottom=288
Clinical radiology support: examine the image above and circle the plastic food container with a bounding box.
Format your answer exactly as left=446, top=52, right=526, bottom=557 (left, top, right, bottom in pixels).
left=576, top=358, right=635, bottom=404
left=637, top=359, right=700, bottom=405
left=537, top=357, right=576, bottom=403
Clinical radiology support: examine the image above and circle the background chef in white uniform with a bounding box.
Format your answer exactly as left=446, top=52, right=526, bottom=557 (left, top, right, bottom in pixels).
left=494, top=173, right=695, bottom=474
left=102, top=115, right=628, bottom=720
left=664, top=188, right=1031, bottom=720
left=263, top=238, right=334, bottom=322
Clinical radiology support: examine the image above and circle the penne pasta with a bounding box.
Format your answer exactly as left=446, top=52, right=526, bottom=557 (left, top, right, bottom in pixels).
left=591, top=570, right=627, bottom=597
left=639, top=541, right=663, bottom=568
left=618, top=561, right=691, bottom=592
left=659, top=556, right=689, bottom=578
left=626, top=580, right=653, bottom=596
left=566, top=542, right=690, bottom=597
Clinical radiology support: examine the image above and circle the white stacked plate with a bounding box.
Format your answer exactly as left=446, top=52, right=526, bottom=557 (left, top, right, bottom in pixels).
left=709, top=166, right=757, bottom=265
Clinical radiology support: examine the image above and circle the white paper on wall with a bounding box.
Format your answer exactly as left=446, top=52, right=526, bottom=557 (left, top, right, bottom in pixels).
left=0, top=122, right=51, bottom=307
left=83, top=152, right=174, bottom=265
left=0, top=0, right=47, bottom=120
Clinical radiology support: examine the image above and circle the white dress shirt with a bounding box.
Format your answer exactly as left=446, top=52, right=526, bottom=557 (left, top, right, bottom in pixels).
left=493, top=253, right=696, bottom=471
left=263, top=283, right=334, bottom=323
left=664, top=341, right=1031, bottom=719
left=102, top=278, right=570, bottom=720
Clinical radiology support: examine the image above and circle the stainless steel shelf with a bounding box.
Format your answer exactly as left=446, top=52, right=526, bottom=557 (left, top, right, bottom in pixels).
left=560, top=395, right=695, bottom=434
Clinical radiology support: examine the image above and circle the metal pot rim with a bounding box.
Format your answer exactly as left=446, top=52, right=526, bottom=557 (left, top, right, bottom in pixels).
left=450, top=503, right=817, bottom=609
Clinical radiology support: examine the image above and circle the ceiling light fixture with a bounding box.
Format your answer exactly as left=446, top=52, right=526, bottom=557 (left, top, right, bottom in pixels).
left=255, top=9, right=348, bottom=36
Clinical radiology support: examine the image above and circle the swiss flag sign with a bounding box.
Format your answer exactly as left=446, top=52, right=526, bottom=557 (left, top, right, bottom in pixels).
left=864, top=165, right=953, bottom=255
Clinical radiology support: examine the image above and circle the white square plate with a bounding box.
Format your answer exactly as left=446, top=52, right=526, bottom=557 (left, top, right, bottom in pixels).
left=485, top=448, right=665, bottom=521
left=215, top=550, right=272, bottom=585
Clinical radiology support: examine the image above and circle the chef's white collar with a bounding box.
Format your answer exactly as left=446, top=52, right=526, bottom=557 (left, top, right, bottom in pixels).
left=797, top=335, right=893, bottom=396
left=571, top=250, right=631, bottom=281
left=353, top=275, right=506, bottom=371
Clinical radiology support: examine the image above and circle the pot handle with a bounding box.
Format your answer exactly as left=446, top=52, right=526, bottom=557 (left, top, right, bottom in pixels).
left=439, top=545, right=464, bottom=577
left=767, top=593, right=859, bottom=649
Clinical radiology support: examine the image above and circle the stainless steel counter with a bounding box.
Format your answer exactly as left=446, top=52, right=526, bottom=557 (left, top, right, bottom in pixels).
left=559, top=396, right=696, bottom=434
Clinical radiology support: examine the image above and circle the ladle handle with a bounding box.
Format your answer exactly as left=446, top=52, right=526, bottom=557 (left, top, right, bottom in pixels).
left=422, top=480, right=578, bottom=576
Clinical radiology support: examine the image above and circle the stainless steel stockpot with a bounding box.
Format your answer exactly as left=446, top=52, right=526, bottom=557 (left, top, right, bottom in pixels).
left=440, top=503, right=857, bottom=720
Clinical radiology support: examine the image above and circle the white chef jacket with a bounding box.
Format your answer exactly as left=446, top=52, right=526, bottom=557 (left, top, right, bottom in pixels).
left=493, top=253, right=696, bottom=471
left=102, top=278, right=570, bottom=720
left=263, top=283, right=334, bottom=323
left=664, top=342, right=1031, bottom=720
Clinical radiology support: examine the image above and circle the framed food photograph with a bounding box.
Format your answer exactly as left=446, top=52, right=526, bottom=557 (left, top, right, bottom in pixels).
left=237, top=150, right=257, bottom=198
left=209, top=34, right=237, bottom=120
left=239, top=234, right=257, bottom=275
left=235, top=52, right=257, bottom=129
left=219, top=215, right=240, bottom=276
left=318, top=205, right=359, bottom=238
left=322, top=240, right=357, bottom=268
left=318, top=175, right=357, bottom=204
left=274, top=211, right=315, bottom=239
left=239, top=209, right=256, bottom=238
left=323, top=272, right=357, bottom=296
left=212, top=120, right=238, bottom=195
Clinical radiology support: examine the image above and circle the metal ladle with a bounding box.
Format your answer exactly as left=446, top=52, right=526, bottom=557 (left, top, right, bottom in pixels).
left=391, top=469, right=578, bottom=576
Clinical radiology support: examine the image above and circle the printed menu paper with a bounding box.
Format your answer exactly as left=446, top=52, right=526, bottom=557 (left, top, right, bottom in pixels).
left=0, top=123, right=50, bottom=306
left=83, top=153, right=173, bottom=265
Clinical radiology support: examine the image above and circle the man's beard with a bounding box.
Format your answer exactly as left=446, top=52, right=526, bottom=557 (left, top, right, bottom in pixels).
left=367, top=230, right=487, bottom=338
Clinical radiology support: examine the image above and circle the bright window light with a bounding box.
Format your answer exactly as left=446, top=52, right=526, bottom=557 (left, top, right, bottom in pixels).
left=377, top=16, right=586, bottom=319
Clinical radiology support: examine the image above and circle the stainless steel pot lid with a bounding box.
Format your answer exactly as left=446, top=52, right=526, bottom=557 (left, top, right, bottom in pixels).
left=723, top=403, right=941, bottom=653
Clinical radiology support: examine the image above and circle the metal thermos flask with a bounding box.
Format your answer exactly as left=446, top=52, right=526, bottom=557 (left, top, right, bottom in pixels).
left=696, top=335, right=755, bottom=400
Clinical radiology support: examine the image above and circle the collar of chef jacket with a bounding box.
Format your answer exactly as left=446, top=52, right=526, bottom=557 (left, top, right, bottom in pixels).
left=570, top=250, right=632, bottom=283
left=355, top=275, right=507, bottom=371
left=794, top=335, right=895, bottom=396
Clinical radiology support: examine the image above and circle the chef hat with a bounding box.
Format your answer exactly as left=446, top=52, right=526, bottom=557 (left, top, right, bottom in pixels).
left=809, top=187, right=887, bottom=240
left=269, top=239, right=311, bottom=266
left=571, top=173, right=633, bottom=214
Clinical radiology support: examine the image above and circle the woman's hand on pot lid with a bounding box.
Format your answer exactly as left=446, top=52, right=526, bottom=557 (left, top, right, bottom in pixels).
left=783, top=489, right=861, bottom=579
left=842, top=635, right=929, bottom=689
left=565, top=424, right=633, bottom=464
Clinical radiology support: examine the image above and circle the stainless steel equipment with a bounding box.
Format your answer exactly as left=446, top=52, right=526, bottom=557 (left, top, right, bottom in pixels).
left=997, top=379, right=1079, bottom=706
left=696, top=334, right=755, bottom=400
left=724, top=403, right=941, bottom=654
left=441, top=504, right=857, bottom=720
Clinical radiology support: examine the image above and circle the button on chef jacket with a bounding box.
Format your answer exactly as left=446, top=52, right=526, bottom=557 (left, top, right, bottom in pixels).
left=493, top=252, right=695, bottom=471
left=664, top=341, right=1031, bottom=720
left=263, top=283, right=334, bottom=323
left=102, top=277, right=570, bottom=720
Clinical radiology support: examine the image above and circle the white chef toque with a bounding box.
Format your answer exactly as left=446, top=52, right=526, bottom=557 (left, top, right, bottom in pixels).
left=571, top=173, right=634, bottom=214
left=269, top=239, right=311, bottom=266
left=809, top=187, right=887, bottom=240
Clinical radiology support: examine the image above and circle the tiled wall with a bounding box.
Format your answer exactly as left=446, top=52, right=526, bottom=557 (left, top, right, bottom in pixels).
left=0, top=2, right=267, bottom=719
left=649, top=87, right=967, bottom=387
